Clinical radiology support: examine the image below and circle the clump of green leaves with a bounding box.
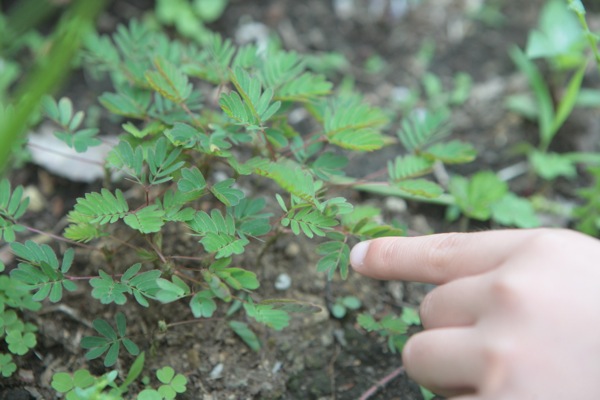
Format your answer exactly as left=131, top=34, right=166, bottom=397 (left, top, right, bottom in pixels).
left=81, top=313, right=140, bottom=367
left=51, top=352, right=187, bottom=400
left=0, top=180, right=40, bottom=378
left=507, top=0, right=600, bottom=181
left=330, top=295, right=361, bottom=319
left=153, top=0, right=228, bottom=44
left=357, top=307, right=421, bottom=354
left=1, top=13, right=542, bottom=396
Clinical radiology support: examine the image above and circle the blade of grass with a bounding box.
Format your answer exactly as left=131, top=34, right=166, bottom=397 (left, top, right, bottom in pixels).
left=552, top=61, right=587, bottom=136
left=0, top=0, right=108, bottom=174
left=509, top=45, right=555, bottom=151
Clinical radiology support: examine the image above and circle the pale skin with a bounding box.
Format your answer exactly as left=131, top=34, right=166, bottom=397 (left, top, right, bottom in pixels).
left=350, top=228, right=600, bottom=399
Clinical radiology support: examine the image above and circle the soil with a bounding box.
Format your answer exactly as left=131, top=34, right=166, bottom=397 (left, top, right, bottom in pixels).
left=3, top=0, right=599, bottom=399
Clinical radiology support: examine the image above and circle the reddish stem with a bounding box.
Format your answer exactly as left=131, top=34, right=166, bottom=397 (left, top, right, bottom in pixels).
left=358, top=366, right=405, bottom=400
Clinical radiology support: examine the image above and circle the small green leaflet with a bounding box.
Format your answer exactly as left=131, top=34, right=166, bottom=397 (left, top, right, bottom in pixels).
left=449, top=171, right=508, bottom=221
left=387, top=155, right=434, bottom=181
left=90, top=270, right=129, bottom=305
left=165, top=122, right=203, bottom=148
left=156, top=366, right=187, bottom=399
left=316, top=240, right=350, bottom=279
left=210, top=178, right=244, bottom=206
left=145, top=57, right=192, bottom=104
left=99, top=89, right=151, bottom=119
left=71, top=189, right=129, bottom=225
left=156, top=276, right=191, bottom=303
left=202, top=270, right=232, bottom=302
left=243, top=301, right=290, bottom=331
left=42, top=97, right=102, bottom=152
left=80, top=312, right=140, bottom=367
left=190, top=291, right=217, bottom=318
left=324, top=96, right=387, bottom=151
left=147, top=138, right=185, bottom=185
left=123, top=205, right=165, bottom=233
left=211, top=266, right=259, bottom=291
left=0, top=178, right=29, bottom=243
left=258, top=298, right=322, bottom=314
left=394, top=179, right=444, bottom=199
left=189, top=209, right=250, bottom=258
left=107, top=140, right=144, bottom=183
left=397, top=109, right=450, bottom=152
left=9, top=243, right=77, bottom=303
left=228, top=321, right=261, bottom=351
left=423, top=140, right=476, bottom=164
left=219, top=67, right=281, bottom=128
left=491, top=193, right=540, bottom=228
left=201, top=233, right=249, bottom=259
left=281, top=206, right=338, bottom=238
left=253, top=159, right=318, bottom=204
left=89, top=264, right=161, bottom=307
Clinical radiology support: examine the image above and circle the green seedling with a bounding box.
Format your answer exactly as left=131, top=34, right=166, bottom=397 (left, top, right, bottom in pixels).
left=331, top=295, right=362, bottom=319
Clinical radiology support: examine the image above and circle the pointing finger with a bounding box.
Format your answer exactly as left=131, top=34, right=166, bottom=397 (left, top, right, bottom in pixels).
left=350, top=229, right=545, bottom=284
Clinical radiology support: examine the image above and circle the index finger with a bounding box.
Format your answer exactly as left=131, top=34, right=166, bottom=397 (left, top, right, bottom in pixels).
left=350, top=229, right=543, bottom=284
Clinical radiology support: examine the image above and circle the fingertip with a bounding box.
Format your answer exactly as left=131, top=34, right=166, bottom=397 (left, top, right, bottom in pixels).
left=350, top=241, right=371, bottom=270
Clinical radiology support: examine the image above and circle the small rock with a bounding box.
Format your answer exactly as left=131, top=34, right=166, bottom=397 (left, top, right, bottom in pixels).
left=385, top=197, right=407, bottom=213
left=284, top=242, right=300, bottom=258
left=274, top=273, right=292, bottom=290
left=209, top=363, right=224, bottom=380
left=23, top=185, right=46, bottom=212
left=333, top=0, right=355, bottom=19
left=387, top=281, right=404, bottom=303
left=271, top=361, right=283, bottom=374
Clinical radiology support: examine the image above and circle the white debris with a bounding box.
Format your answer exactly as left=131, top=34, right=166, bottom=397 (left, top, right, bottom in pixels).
left=274, top=273, right=292, bottom=291
left=209, top=363, right=224, bottom=380
left=234, top=21, right=270, bottom=55
left=271, top=361, right=283, bottom=374
left=27, top=126, right=117, bottom=183
left=333, top=0, right=355, bottom=19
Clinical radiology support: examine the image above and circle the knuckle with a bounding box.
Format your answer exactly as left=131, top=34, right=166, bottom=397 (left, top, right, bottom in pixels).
left=423, top=233, right=464, bottom=281
left=522, top=228, right=567, bottom=252
left=489, top=274, right=524, bottom=309
left=418, top=292, right=434, bottom=328
left=480, top=339, right=516, bottom=383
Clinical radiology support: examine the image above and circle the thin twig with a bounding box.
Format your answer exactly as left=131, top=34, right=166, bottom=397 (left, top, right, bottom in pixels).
left=24, top=225, right=96, bottom=250
left=359, top=365, right=405, bottom=400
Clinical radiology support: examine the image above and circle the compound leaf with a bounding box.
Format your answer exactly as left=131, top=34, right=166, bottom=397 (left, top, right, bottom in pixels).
left=123, top=205, right=165, bottom=234
left=72, top=189, right=129, bottom=225
left=145, top=57, right=192, bottom=104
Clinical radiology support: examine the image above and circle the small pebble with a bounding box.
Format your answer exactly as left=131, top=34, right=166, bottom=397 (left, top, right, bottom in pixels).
left=271, top=361, right=283, bottom=374
left=284, top=242, right=300, bottom=258
left=23, top=185, right=46, bottom=212
left=209, top=363, right=224, bottom=380
left=274, top=273, right=292, bottom=290
left=384, top=197, right=407, bottom=213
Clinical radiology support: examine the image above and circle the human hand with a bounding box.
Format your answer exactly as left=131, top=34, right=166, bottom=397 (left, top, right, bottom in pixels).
left=350, top=229, right=600, bottom=399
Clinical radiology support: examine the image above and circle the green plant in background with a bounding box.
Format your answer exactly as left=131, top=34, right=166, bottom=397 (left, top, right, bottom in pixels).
left=0, top=0, right=107, bottom=173
left=574, top=166, right=600, bottom=236
left=152, top=0, right=228, bottom=44
left=51, top=352, right=187, bottom=399
left=81, top=313, right=140, bottom=367
left=330, top=295, right=361, bottom=319
left=507, top=0, right=600, bottom=181
left=0, top=179, right=40, bottom=378
left=357, top=306, right=421, bottom=354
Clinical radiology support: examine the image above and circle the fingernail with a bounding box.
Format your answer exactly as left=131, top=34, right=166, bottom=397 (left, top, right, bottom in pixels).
left=350, top=241, right=371, bottom=268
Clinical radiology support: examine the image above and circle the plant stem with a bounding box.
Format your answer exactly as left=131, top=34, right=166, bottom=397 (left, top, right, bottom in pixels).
left=358, top=365, right=405, bottom=400
left=568, top=0, right=600, bottom=69
left=24, top=225, right=96, bottom=250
